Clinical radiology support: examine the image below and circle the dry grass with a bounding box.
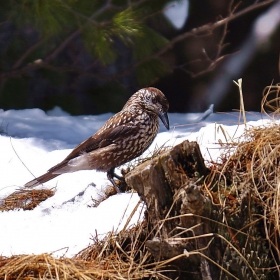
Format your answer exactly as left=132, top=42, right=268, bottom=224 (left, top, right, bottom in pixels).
left=0, top=188, right=55, bottom=211
left=0, top=254, right=98, bottom=280
left=0, top=222, right=175, bottom=280
left=204, top=83, right=280, bottom=279
left=206, top=124, right=280, bottom=278
left=0, top=188, right=175, bottom=279
left=122, top=142, right=171, bottom=175
left=261, top=83, right=280, bottom=116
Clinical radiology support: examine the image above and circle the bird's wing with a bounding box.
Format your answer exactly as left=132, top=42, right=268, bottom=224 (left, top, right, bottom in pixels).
left=48, top=124, right=138, bottom=172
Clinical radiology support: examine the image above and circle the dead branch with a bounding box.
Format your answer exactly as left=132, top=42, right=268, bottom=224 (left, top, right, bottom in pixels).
left=114, top=0, right=275, bottom=79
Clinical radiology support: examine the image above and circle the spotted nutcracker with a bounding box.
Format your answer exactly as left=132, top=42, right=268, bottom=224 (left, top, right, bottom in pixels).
left=25, top=87, right=169, bottom=192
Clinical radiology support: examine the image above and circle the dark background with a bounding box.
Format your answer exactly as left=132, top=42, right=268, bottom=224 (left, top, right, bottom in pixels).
left=0, top=0, right=279, bottom=115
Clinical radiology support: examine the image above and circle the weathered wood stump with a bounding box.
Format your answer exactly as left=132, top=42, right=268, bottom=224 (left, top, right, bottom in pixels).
left=125, top=140, right=213, bottom=279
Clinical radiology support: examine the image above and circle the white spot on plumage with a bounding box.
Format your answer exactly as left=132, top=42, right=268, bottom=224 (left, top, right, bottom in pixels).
left=53, top=154, right=91, bottom=174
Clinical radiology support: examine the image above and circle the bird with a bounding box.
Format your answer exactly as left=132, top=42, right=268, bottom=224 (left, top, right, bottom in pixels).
left=24, top=87, right=170, bottom=192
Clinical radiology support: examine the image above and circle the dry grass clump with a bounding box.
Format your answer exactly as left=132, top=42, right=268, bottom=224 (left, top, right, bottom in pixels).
left=0, top=188, right=55, bottom=211
left=0, top=222, right=174, bottom=280
left=122, top=143, right=171, bottom=175
left=0, top=254, right=98, bottom=280
left=261, top=83, right=280, bottom=116
left=200, top=82, right=280, bottom=279
left=206, top=126, right=280, bottom=278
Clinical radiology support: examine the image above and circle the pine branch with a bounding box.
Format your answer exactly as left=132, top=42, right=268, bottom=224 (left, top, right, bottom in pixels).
left=45, top=30, right=80, bottom=62
left=0, top=0, right=124, bottom=80
left=0, top=0, right=275, bottom=82
left=12, top=38, right=46, bottom=69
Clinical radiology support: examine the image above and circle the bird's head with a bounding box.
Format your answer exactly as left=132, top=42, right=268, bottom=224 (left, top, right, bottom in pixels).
left=125, top=87, right=169, bottom=130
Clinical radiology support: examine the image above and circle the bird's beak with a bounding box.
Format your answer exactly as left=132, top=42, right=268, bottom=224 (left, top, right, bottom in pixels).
left=158, top=111, right=169, bottom=130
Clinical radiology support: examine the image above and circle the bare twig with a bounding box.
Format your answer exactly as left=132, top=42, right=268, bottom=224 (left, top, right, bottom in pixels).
left=114, top=0, right=275, bottom=79
left=178, top=1, right=234, bottom=77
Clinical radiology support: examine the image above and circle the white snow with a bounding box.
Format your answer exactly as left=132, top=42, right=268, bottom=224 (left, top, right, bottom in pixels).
left=164, top=0, right=189, bottom=29
left=0, top=107, right=275, bottom=257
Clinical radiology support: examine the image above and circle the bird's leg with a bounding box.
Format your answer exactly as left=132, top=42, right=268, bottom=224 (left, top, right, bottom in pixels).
left=108, top=167, right=125, bottom=181
left=113, top=172, right=125, bottom=181
left=107, top=168, right=121, bottom=193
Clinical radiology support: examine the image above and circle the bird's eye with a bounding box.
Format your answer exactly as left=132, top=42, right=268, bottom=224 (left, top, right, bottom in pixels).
left=145, top=95, right=156, bottom=103
left=145, top=95, right=151, bottom=102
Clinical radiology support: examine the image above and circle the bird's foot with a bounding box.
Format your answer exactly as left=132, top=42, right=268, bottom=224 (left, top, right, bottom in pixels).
left=107, top=168, right=121, bottom=193
left=107, top=168, right=129, bottom=193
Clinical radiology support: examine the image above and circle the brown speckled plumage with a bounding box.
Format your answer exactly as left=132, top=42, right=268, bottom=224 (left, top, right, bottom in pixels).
left=25, top=87, right=169, bottom=191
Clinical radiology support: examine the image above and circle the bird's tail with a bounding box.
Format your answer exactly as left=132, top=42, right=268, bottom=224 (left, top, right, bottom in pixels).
left=24, top=172, right=59, bottom=188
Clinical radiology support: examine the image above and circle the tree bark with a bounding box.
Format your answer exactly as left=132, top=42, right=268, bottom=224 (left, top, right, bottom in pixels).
left=125, top=140, right=213, bottom=279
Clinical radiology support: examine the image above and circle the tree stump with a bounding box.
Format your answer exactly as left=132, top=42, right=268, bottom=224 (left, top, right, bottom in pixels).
left=125, top=140, right=213, bottom=279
